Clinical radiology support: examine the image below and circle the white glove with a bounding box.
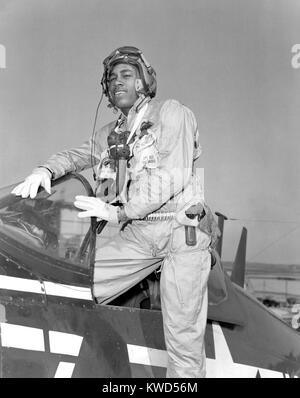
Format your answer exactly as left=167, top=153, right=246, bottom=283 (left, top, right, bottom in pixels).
left=74, top=195, right=119, bottom=224
left=11, top=168, right=52, bottom=199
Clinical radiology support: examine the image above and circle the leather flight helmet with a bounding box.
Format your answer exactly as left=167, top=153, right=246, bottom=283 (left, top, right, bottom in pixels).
left=101, top=46, right=157, bottom=105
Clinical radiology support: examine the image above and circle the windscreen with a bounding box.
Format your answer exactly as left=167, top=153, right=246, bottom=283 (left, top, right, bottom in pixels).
left=0, top=177, right=92, bottom=268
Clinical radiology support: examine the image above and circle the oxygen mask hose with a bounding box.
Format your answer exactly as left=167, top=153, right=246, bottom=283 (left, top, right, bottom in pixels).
left=107, top=130, right=131, bottom=198
left=90, top=91, right=104, bottom=184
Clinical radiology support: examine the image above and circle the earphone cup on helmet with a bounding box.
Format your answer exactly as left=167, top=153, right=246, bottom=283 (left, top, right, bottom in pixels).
left=135, top=78, right=144, bottom=93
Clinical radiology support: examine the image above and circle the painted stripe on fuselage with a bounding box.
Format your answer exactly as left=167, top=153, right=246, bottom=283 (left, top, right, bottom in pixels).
left=54, top=362, right=76, bottom=378
left=0, top=322, right=84, bottom=378
left=206, top=322, right=291, bottom=378
left=127, top=344, right=167, bottom=368
left=0, top=323, right=45, bottom=351
left=0, top=275, right=93, bottom=300
left=126, top=321, right=296, bottom=378
left=49, top=331, right=83, bottom=356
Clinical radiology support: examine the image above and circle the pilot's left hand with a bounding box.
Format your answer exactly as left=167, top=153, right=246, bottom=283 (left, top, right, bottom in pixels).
left=74, top=195, right=118, bottom=224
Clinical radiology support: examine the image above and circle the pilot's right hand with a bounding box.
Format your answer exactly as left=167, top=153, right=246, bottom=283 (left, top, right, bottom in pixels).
left=11, top=167, right=52, bottom=199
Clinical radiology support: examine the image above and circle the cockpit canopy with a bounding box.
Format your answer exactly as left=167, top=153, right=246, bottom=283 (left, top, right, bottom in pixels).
left=0, top=174, right=94, bottom=277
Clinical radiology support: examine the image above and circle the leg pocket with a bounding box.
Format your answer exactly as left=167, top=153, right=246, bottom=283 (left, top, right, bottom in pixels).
left=174, top=250, right=211, bottom=323
left=160, top=249, right=211, bottom=373
left=161, top=249, right=211, bottom=326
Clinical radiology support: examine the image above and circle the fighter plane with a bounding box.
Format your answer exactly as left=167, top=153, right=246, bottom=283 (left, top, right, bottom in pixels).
left=219, top=216, right=300, bottom=331
left=0, top=172, right=300, bottom=378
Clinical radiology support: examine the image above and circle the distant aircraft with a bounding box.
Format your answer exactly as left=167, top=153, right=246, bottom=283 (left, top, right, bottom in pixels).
left=0, top=173, right=300, bottom=378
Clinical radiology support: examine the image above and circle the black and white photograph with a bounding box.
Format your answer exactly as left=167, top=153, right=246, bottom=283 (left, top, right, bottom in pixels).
left=0, top=0, right=300, bottom=381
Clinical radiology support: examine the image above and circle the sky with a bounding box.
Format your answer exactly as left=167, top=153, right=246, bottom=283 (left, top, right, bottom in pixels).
left=0, top=0, right=300, bottom=265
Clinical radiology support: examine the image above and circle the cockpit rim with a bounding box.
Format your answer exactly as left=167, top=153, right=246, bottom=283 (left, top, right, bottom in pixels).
left=0, top=172, right=96, bottom=288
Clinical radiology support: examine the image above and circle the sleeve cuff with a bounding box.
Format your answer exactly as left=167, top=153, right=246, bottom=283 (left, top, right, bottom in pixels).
left=37, top=166, right=54, bottom=179
left=117, top=206, right=130, bottom=223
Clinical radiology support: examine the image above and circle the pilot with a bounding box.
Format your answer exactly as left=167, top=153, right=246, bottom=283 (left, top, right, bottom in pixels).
left=12, top=46, right=217, bottom=378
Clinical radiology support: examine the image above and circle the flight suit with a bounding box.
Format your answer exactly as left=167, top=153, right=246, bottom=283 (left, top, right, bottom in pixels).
left=41, top=97, right=212, bottom=378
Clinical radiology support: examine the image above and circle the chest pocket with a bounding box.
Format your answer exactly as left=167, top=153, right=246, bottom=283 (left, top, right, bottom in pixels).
left=130, top=131, right=159, bottom=176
